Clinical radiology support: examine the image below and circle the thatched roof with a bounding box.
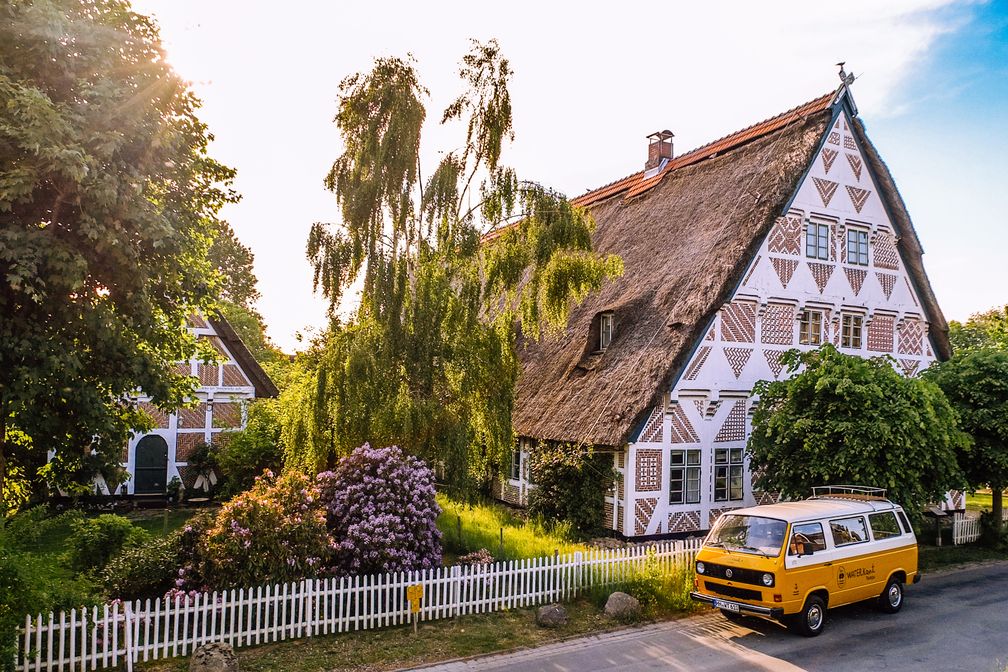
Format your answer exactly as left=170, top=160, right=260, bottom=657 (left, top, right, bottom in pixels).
left=208, top=314, right=279, bottom=398
left=513, top=88, right=948, bottom=448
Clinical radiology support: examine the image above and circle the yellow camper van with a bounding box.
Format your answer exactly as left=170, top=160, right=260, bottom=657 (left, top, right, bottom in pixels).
left=689, top=486, right=919, bottom=636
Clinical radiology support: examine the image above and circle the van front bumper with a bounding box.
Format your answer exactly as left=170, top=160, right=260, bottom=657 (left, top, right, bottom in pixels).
left=690, top=592, right=785, bottom=619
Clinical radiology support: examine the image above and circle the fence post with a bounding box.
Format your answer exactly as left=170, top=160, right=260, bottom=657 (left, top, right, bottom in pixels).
left=572, top=551, right=583, bottom=597
left=124, top=602, right=135, bottom=672
left=451, top=565, right=462, bottom=619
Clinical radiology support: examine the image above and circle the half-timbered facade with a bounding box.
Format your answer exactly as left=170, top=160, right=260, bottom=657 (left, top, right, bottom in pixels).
left=122, top=313, right=278, bottom=495
left=500, top=82, right=951, bottom=536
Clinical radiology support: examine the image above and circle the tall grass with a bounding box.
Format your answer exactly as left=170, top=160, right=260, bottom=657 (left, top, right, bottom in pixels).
left=587, top=546, right=700, bottom=620
left=436, top=494, right=587, bottom=561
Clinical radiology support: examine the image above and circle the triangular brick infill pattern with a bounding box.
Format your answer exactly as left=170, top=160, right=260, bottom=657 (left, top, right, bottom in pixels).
left=714, top=400, right=747, bottom=442
left=900, top=359, right=920, bottom=376
left=683, top=345, right=711, bottom=381
left=639, top=405, right=663, bottom=442
left=846, top=153, right=863, bottom=181
left=635, top=497, right=658, bottom=536
left=821, top=147, right=838, bottom=174
left=763, top=349, right=786, bottom=379
left=873, top=232, right=899, bottom=270
left=723, top=347, right=752, bottom=379
left=771, top=257, right=798, bottom=288
left=807, top=262, right=834, bottom=293
left=846, top=185, right=871, bottom=213
left=669, top=404, right=700, bottom=443
left=742, top=255, right=761, bottom=286
left=844, top=135, right=858, bottom=151
left=668, top=511, right=701, bottom=533
left=877, top=272, right=897, bottom=300
left=693, top=399, right=707, bottom=417
left=767, top=215, right=801, bottom=255
left=844, top=267, right=867, bottom=296
left=813, top=177, right=839, bottom=207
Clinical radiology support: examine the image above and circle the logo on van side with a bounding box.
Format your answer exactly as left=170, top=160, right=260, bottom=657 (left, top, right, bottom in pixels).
left=838, top=564, right=876, bottom=587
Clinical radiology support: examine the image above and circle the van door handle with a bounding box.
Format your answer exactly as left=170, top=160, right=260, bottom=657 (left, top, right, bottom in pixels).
left=823, top=562, right=833, bottom=566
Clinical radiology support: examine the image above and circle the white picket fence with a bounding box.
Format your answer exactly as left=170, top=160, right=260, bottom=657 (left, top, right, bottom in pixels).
left=16, top=539, right=701, bottom=671
left=952, top=509, right=1008, bottom=545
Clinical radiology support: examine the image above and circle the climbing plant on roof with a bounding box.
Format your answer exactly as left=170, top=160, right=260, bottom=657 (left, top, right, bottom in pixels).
left=286, top=40, right=622, bottom=496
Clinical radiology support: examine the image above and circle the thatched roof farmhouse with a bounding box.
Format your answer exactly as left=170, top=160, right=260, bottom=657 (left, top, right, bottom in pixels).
left=496, top=82, right=949, bottom=536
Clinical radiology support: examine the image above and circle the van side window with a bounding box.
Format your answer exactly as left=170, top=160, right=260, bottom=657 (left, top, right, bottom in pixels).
left=829, top=516, right=868, bottom=546
left=896, top=510, right=912, bottom=535
left=788, top=522, right=827, bottom=556
left=868, top=511, right=902, bottom=539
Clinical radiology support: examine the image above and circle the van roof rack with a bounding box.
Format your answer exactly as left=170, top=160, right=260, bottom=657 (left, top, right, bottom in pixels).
left=810, top=485, right=889, bottom=502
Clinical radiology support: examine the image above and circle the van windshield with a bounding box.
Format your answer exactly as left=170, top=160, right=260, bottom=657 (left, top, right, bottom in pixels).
left=706, top=515, right=787, bottom=557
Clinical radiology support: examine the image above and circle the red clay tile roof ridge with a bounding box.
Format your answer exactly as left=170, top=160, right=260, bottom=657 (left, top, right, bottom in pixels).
left=572, top=88, right=839, bottom=207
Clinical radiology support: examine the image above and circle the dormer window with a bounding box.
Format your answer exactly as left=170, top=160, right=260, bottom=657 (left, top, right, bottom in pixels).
left=599, top=312, right=614, bottom=351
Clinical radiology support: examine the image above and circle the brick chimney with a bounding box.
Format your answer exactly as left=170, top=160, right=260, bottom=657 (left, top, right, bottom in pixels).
left=646, top=130, right=674, bottom=170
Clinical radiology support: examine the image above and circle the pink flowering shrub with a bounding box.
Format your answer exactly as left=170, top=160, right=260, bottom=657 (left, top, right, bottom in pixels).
left=191, top=470, right=332, bottom=589
left=318, top=444, right=442, bottom=575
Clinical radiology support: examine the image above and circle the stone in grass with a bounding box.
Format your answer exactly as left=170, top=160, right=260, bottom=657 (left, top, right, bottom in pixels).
left=190, top=642, right=239, bottom=672
left=536, top=603, right=569, bottom=628
left=604, top=591, right=641, bottom=621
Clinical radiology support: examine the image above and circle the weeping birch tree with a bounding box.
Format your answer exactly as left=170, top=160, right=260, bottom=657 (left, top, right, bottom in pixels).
left=283, top=41, right=621, bottom=495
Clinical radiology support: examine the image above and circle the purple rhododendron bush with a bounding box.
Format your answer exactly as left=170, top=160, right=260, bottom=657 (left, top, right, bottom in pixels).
left=318, top=443, right=442, bottom=575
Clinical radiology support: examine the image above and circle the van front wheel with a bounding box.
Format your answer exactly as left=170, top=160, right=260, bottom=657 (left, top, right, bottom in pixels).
left=878, top=577, right=904, bottom=614
left=791, top=595, right=826, bottom=637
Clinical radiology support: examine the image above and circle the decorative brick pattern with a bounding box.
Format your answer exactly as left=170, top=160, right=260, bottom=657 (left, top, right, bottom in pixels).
left=906, top=278, right=919, bottom=306
left=693, top=399, right=706, bottom=416
left=755, top=491, right=780, bottom=506
left=714, top=400, right=746, bottom=443
left=846, top=185, right=871, bottom=213
left=873, top=232, right=899, bottom=270
left=683, top=346, right=711, bottom=381
left=720, top=301, right=757, bottom=342
left=742, top=255, right=761, bottom=286
left=827, top=131, right=841, bottom=145
left=212, top=402, right=242, bottom=429
left=763, top=349, right=786, bottom=379
left=668, top=404, right=699, bottom=443
left=177, top=403, right=207, bottom=429
left=175, top=362, right=192, bottom=377
left=603, top=501, right=615, bottom=528
left=761, top=303, right=794, bottom=345
left=807, top=262, right=834, bottom=293
left=222, top=364, right=250, bottom=388
left=844, top=267, right=867, bottom=296
left=200, top=336, right=229, bottom=358
left=706, top=325, right=716, bottom=341
left=668, top=511, right=701, bottom=533
left=948, top=491, right=965, bottom=510
left=846, top=153, right=863, bottom=181
left=867, top=315, right=894, bottom=352
left=821, top=147, right=838, bottom=174
left=175, top=432, right=205, bottom=462
left=493, top=478, right=522, bottom=506
left=211, top=431, right=234, bottom=448
left=635, top=497, right=658, bottom=536
left=723, top=347, right=752, bottom=379
left=176, top=465, right=197, bottom=491
left=812, top=177, right=839, bottom=207
left=877, top=272, right=897, bottom=300
left=844, top=134, right=858, bottom=150
left=639, top=405, right=663, bottom=443
left=636, top=450, right=662, bottom=492
left=767, top=216, right=802, bottom=255
left=770, top=257, right=798, bottom=288
left=898, top=319, right=924, bottom=355
left=198, top=364, right=219, bottom=386
left=899, top=359, right=920, bottom=376
left=709, top=508, right=731, bottom=528
left=138, top=402, right=169, bottom=429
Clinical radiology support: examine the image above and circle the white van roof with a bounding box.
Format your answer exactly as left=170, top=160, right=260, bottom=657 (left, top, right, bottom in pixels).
left=726, top=497, right=901, bottom=524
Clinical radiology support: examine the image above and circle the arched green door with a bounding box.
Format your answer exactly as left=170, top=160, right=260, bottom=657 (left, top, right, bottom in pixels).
left=134, top=435, right=169, bottom=494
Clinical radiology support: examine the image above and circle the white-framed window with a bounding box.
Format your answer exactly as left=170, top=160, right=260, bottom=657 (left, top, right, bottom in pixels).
left=713, top=448, right=744, bottom=502
left=669, top=449, right=701, bottom=505
left=799, top=309, right=824, bottom=345
left=846, top=228, right=869, bottom=266
left=841, top=313, right=863, bottom=349
left=806, top=221, right=830, bottom=260
left=509, top=449, right=521, bottom=481
left=599, top=312, right=614, bottom=350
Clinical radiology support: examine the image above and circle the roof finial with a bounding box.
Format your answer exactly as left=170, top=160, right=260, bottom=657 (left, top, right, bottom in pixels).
left=836, top=62, right=855, bottom=87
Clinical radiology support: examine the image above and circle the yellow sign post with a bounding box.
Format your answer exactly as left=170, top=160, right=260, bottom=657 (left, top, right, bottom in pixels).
left=406, top=584, right=424, bottom=634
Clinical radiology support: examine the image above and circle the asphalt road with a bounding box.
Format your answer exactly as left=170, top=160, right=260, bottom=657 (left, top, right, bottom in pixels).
left=415, top=561, right=1008, bottom=672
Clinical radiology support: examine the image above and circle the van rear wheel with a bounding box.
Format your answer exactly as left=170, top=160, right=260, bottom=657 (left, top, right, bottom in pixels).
left=878, top=577, right=903, bottom=614
left=790, top=595, right=826, bottom=637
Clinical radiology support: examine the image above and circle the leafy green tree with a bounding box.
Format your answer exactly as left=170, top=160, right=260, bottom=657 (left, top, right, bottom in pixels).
left=0, top=0, right=237, bottom=507
left=527, top=442, right=615, bottom=534
left=949, top=305, right=1008, bottom=354
left=748, top=345, right=967, bottom=518
left=926, top=350, right=1008, bottom=531
left=208, top=221, right=260, bottom=309
left=288, top=41, right=621, bottom=495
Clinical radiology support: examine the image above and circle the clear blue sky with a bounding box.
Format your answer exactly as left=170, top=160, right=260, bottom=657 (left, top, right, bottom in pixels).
left=133, top=0, right=1008, bottom=351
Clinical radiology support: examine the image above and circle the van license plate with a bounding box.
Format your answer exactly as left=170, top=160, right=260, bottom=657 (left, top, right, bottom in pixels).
left=714, top=599, right=740, bottom=612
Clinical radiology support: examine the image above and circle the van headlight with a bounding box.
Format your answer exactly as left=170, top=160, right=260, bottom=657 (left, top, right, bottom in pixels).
left=762, top=573, right=774, bottom=587
left=696, top=561, right=705, bottom=575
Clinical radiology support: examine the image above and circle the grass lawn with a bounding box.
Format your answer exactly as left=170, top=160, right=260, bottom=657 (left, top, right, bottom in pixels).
left=965, top=490, right=1006, bottom=512
left=136, top=598, right=651, bottom=672
left=919, top=543, right=1007, bottom=573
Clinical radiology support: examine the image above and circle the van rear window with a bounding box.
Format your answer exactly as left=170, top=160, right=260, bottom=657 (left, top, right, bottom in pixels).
left=829, top=516, right=868, bottom=546
left=869, top=511, right=902, bottom=539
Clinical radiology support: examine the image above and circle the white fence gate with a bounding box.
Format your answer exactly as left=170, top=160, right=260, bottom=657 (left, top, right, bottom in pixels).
left=16, top=539, right=701, bottom=671
left=952, top=508, right=1008, bottom=546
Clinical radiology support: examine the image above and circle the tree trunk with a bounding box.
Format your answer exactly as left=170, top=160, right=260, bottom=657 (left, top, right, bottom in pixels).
left=993, top=487, right=1004, bottom=535
left=0, top=398, right=7, bottom=524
